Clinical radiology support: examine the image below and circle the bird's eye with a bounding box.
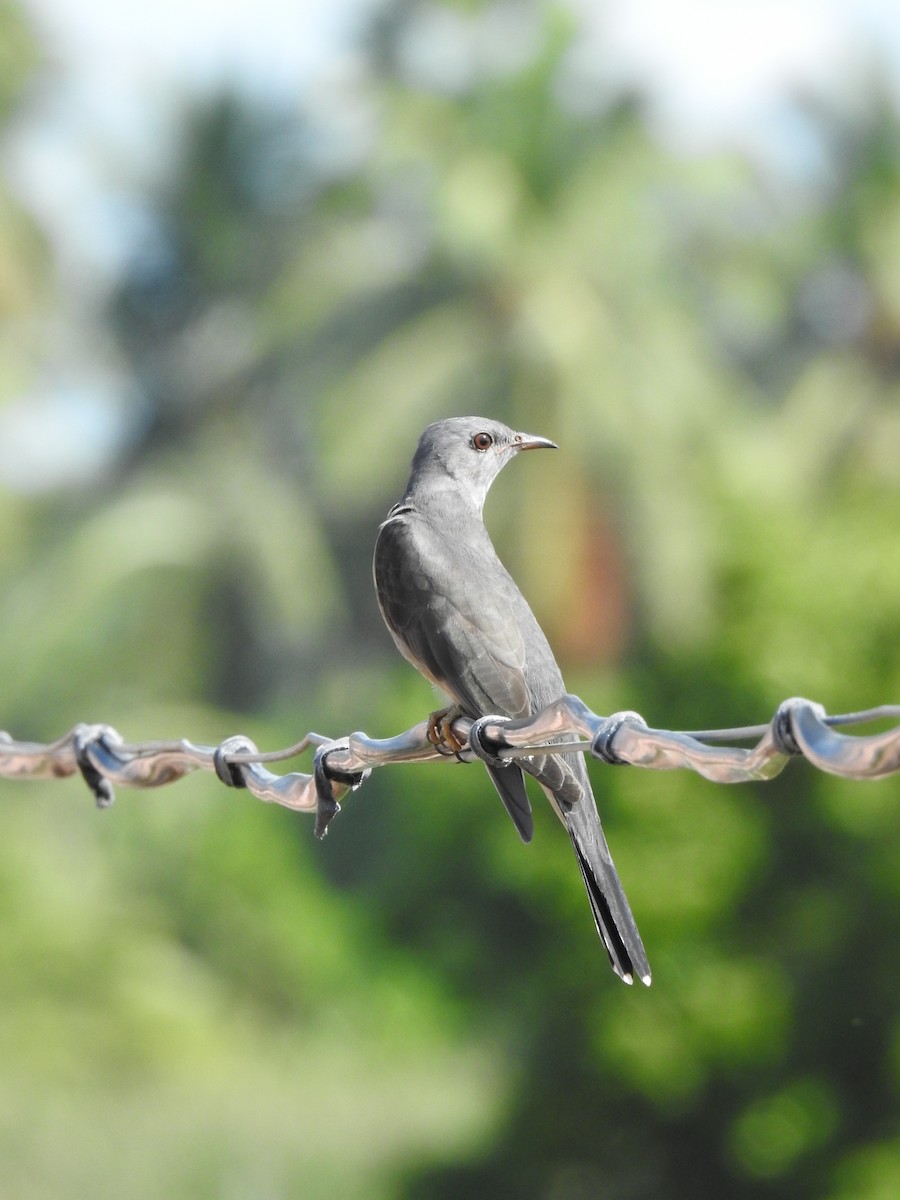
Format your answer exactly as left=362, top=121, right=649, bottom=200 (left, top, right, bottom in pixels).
left=472, top=432, right=493, bottom=451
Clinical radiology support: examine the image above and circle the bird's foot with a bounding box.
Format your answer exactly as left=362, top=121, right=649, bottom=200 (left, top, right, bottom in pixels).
left=426, top=705, right=467, bottom=756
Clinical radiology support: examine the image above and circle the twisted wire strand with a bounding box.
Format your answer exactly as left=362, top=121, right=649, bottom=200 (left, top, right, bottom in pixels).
left=0, top=697, right=896, bottom=833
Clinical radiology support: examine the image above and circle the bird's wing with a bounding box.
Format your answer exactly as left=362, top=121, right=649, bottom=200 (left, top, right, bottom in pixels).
left=374, top=512, right=531, bottom=720
left=374, top=511, right=534, bottom=840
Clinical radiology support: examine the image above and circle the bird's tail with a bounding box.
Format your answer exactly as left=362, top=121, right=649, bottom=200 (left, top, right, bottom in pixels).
left=530, top=754, right=651, bottom=986
left=567, top=819, right=651, bottom=986
left=485, top=763, right=534, bottom=843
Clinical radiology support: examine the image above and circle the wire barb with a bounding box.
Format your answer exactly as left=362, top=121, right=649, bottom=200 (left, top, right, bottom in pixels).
left=0, top=696, right=897, bottom=820
left=591, top=711, right=648, bottom=765
left=73, top=724, right=119, bottom=808
left=213, top=735, right=258, bottom=788
left=467, top=715, right=513, bottom=768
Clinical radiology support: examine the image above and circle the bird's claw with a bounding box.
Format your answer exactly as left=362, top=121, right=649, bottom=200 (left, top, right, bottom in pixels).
left=426, top=705, right=467, bottom=756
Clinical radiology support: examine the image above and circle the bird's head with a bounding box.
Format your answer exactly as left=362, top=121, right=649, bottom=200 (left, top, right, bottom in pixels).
left=407, top=416, right=557, bottom=513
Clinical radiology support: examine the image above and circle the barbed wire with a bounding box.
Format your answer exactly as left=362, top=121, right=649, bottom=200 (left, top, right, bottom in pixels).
left=1, top=695, right=897, bottom=838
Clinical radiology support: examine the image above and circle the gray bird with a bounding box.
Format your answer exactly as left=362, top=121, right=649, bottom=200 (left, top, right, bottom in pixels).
left=373, top=416, right=650, bottom=985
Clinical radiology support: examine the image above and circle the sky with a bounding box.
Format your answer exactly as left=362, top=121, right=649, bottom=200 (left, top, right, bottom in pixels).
left=2, top=0, right=900, bottom=489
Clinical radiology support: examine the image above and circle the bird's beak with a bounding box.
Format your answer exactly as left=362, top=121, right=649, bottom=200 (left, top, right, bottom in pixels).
left=513, top=432, right=558, bottom=452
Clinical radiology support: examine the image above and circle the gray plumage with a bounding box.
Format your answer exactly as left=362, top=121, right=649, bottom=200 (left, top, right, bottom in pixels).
left=373, top=416, right=650, bottom=985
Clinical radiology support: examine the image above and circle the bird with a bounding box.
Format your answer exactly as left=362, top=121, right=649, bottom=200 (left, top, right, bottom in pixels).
left=373, top=416, right=650, bottom=985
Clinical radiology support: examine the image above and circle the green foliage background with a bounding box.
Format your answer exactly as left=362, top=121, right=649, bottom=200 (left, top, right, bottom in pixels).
left=0, top=2, right=898, bottom=1197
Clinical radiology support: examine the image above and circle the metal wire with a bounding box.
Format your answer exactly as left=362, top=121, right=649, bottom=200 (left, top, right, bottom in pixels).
left=0, top=695, right=896, bottom=836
